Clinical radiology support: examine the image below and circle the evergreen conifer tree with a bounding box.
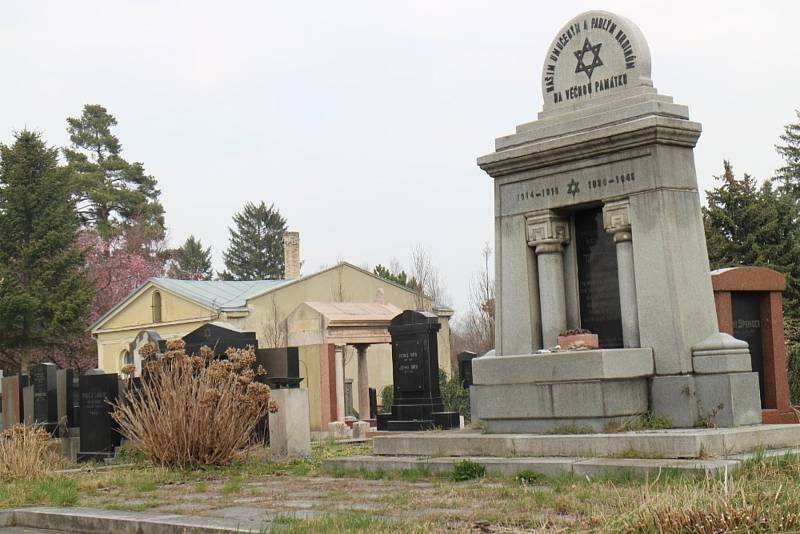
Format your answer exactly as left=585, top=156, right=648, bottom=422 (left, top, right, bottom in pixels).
left=169, top=235, right=213, bottom=280
left=703, top=160, right=800, bottom=317
left=0, top=131, right=92, bottom=372
left=221, top=202, right=287, bottom=280
left=63, top=104, right=164, bottom=240
left=776, top=110, right=800, bottom=195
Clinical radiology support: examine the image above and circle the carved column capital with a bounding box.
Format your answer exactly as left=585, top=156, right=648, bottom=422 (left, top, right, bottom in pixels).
left=603, top=199, right=632, bottom=241
left=526, top=210, right=569, bottom=254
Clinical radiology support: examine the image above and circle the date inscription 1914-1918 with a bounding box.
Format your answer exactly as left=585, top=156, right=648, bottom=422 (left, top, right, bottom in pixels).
left=516, top=172, right=636, bottom=203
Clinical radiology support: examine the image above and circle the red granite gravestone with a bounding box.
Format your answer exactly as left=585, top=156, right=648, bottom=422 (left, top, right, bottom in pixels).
left=711, top=266, right=799, bottom=424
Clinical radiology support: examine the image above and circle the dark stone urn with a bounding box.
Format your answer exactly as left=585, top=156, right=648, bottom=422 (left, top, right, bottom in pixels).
left=380, top=310, right=459, bottom=431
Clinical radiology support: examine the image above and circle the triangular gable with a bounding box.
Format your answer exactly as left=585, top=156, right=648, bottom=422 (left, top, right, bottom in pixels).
left=90, top=279, right=217, bottom=333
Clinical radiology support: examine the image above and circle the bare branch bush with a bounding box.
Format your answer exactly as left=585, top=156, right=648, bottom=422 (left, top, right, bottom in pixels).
left=112, top=340, right=276, bottom=468
left=452, top=243, right=495, bottom=356
left=0, top=424, right=64, bottom=480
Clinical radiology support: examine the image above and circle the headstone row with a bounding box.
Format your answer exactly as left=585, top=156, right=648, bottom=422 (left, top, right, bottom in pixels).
left=0, top=365, right=121, bottom=460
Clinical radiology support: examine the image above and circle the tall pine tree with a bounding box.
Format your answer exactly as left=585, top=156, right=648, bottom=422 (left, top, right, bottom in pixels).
left=168, top=235, right=213, bottom=280
left=63, top=104, right=164, bottom=240
left=221, top=202, right=287, bottom=280
left=0, top=131, right=92, bottom=373
left=776, top=110, right=800, bottom=195
left=704, top=160, right=800, bottom=317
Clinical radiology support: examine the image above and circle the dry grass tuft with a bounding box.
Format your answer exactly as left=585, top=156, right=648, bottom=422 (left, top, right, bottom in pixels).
left=112, top=340, right=276, bottom=468
left=0, top=424, right=63, bottom=480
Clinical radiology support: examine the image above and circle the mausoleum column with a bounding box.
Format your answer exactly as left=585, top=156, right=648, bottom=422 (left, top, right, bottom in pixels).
left=354, top=344, right=370, bottom=420
left=334, top=345, right=345, bottom=421
left=603, top=200, right=640, bottom=348
left=526, top=211, right=569, bottom=348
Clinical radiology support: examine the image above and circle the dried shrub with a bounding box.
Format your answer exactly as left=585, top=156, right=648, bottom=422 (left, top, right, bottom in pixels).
left=112, top=340, right=277, bottom=468
left=0, top=424, right=63, bottom=480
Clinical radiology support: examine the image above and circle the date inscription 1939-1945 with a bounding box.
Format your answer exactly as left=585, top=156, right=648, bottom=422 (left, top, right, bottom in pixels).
left=516, top=172, right=636, bottom=203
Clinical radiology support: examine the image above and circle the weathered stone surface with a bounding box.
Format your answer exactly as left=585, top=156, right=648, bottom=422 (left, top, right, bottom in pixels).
left=693, top=353, right=752, bottom=374
left=650, top=375, right=698, bottom=428
left=473, top=348, right=653, bottom=384
left=472, top=377, right=648, bottom=430
left=695, top=372, right=762, bottom=427
left=269, top=388, right=311, bottom=459
left=328, top=421, right=352, bottom=440
left=375, top=426, right=800, bottom=459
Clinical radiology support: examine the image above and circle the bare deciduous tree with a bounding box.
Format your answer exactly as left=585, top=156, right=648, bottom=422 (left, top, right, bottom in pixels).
left=408, top=244, right=449, bottom=310
left=452, top=243, right=495, bottom=356
left=262, top=293, right=287, bottom=348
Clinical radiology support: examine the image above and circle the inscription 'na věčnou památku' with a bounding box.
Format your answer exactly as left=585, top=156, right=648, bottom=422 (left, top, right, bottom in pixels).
left=541, top=11, right=653, bottom=110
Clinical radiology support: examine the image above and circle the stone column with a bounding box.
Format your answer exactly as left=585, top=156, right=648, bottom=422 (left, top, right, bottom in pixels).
left=355, top=344, right=370, bottom=420
left=526, top=211, right=569, bottom=348
left=603, top=200, right=640, bottom=348
left=334, top=345, right=345, bottom=421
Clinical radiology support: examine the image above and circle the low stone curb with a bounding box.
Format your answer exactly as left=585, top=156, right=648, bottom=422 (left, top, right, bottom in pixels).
left=325, top=453, right=757, bottom=477
left=0, top=507, right=265, bottom=533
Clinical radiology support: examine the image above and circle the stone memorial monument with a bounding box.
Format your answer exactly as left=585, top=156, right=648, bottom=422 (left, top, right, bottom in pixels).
left=712, top=267, right=800, bottom=424
left=471, top=10, right=761, bottom=431
left=78, top=373, right=122, bottom=458
left=31, top=362, right=58, bottom=433
left=380, top=310, right=459, bottom=431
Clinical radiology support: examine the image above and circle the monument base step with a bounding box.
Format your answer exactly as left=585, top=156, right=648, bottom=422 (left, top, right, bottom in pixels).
left=324, top=453, right=751, bottom=476
left=373, top=424, right=800, bottom=459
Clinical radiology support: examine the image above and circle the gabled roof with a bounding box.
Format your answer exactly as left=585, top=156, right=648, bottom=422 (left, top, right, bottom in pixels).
left=89, top=277, right=290, bottom=332
left=90, top=261, right=445, bottom=334
left=149, top=278, right=288, bottom=311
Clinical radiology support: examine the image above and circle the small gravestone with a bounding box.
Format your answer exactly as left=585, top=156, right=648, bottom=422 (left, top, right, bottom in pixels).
left=23, top=384, right=34, bottom=425
left=457, top=351, right=478, bottom=388
left=1, top=375, right=27, bottom=428
left=78, top=373, right=121, bottom=458
left=31, top=363, right=58, bottom=433
left=383, top=310, right=459, bottom=431
left=368, top=387, right=377, bottom=419
left=56, top=369, right=76, bottom=435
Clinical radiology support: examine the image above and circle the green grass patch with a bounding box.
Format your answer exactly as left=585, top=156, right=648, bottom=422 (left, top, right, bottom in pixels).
left=0, top=477, right=78, bottom=508
left=451, top=459, right=485, bottom=481
left=271, top=512, right=398, bottom=533
left=546, top=424, right=594, bottom=435
left=515, top=469, right=546, bottom=485
left=604, top=414, right=672, bottom=433
left=608, top=447, right=665, bottom=459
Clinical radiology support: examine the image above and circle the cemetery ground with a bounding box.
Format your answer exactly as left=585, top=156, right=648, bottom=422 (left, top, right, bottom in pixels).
left=3, top=438, right=800, bottom=532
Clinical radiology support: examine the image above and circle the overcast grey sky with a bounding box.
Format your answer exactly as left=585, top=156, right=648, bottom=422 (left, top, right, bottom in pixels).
left=2, top=1, right=798, bottom=315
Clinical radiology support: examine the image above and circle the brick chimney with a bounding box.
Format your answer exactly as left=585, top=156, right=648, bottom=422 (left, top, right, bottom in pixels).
left=283, top=231, right=300, bottom=280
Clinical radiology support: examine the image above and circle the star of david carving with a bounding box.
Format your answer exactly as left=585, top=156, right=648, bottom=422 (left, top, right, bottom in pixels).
left=567, top=179, right=580, bottom=197
left=574, top=38, right=603, bottom=80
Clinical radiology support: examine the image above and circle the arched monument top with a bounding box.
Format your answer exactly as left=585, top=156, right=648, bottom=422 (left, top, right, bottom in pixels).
left=541, top=11, right=652, bottom=111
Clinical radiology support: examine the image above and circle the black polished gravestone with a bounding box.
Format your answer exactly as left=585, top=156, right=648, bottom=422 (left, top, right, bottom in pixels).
left=732, top=292, right=766, bottom=407
left=574, top=206, right=624, bottom=348
left=31, top=362, right=58, bottom=433
left=183, top=322, right=258, bottom=358
left=457, top=351, right=477, bottom=388
left=78, top=373, right=122, bottom=459
left=378, top=310, right=459, bottom=431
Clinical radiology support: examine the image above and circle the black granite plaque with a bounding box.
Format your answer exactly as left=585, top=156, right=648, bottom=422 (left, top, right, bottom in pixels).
left=732, top=292, right=764, bottom=407
left=31, top=363, right=58, bottom=432
left=574, top=207, right=624, bottom=348
left=78, top=373, right=121, bottom=457
left=395, top=339, right=424, bottom=392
